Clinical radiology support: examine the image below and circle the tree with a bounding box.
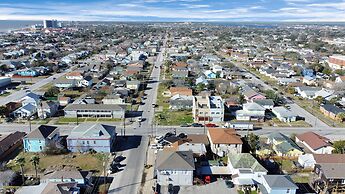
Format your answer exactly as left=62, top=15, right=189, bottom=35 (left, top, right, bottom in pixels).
left=0, top=106, right=8, bottom=117
left=286, top=86, right=295, bottom=94
left=15, top=157, right=26, bottom=184
left=333, top=140, right=345, bottom=154
left=30, top=155, right=40, bottom=179
left=238, top=94, right=246, bottom=104
left=314, top=96, right=324, bottom=106
left=264, top=90, right=281, bottom=105
left=44, top=86, right=60, bottom=97
left=322, top=66, right=332, bottom=75
left=246, top=133, right=260, bottom=154
left=196, top=83, right=205, bottom=93
left=337, top=112, right=345, bottom=122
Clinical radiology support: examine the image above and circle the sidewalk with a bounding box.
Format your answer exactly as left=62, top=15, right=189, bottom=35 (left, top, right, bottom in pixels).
left=140, top=137, right=156, bottom=194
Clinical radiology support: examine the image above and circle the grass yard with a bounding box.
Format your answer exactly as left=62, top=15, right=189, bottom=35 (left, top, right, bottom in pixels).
left=7, top=152, right=107, bottom=176
left=156, top=110, right=193, bottom=126
left=291, top=173, right=311, bottom=183
left=56, top=117, right=86, bottom=124
left=238, top=190, right=258, bottom=194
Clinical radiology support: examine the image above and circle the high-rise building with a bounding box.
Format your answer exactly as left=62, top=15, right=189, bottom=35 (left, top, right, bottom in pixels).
left=43, top=20, right=58, bottom=28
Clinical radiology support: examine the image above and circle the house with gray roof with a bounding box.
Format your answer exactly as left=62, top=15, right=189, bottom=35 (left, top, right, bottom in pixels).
left=64, top=104, right=125, bottom=119
left=267, top=132, right=303, bottom=157
left=169, top=94, right=193, bottom=110
left=228, top=153, right=267, bottom=185
left=155, top=150, right=195, bottom=186
left=259, top=175, right=298, bottom=194
left=23, top=125, right=62, bottom=152
left=67, top=123, right=116, bottom=152
left=272, top=106, right=298, bottom=122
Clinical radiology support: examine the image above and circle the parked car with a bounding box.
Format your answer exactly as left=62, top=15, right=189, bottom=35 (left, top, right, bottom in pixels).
left=225, top=180, right=234, bottom=188
left=155, top=136, right=164, bottom=143
left=180, top=123, right=191, bottom=127
left=205, top=123, right=217, bottom=127
left=114, top=155, right=126, bottom=163
left=191, top=123, right=203, bottom=127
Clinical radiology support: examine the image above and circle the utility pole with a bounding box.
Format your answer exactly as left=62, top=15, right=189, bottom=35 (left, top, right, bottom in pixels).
left=123, top=116, right=126, bottom=137
left=203, top=111, right=206, bottom=134
left=29, top=119, right=32, bottom=132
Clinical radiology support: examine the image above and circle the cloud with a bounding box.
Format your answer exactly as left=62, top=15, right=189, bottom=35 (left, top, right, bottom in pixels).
left=0, top=0, right=344, bottom=22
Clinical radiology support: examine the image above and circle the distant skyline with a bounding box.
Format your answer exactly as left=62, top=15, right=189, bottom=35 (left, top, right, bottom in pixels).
left=0, top=0, right=345, bottom=22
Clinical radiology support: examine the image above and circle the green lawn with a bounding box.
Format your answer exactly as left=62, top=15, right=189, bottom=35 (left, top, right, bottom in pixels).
left=56, top=117, right=86, bottom=124
left=291, top=173, right=311, bottom=183
left=57, top=117, right=122, bottom=124
left=7, top=152, right=107, bottom=176
left=238, top=190, right=258, bottom=194
left=156, top=110, right=193, bottom=126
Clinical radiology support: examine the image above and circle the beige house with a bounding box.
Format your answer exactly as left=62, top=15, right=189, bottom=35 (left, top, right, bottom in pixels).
left=207, top=128, right=242, bottom=157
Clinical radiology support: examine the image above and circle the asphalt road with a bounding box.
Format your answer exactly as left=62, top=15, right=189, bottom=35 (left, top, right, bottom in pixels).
left=108, top=39, right=166, bottom=194
left=0, top=70, right=68, bottom=106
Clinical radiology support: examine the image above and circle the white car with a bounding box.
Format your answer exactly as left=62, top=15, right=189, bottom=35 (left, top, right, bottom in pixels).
left=150, top=144, right=158, bottom=149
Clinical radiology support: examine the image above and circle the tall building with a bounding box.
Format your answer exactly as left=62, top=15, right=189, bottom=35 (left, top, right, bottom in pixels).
left=43, top=20, right=58, bottom=28
left=192, top=95, right=224, bottom=123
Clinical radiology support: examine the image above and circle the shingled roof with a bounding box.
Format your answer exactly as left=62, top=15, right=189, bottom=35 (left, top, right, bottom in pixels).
left=156, top=151, right=195, bottom=171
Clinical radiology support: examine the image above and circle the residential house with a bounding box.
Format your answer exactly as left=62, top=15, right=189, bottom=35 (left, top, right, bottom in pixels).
left=296, top=132, right=334, bottom=154
left=172, top=71, right=188, bottom=79
left=0, top=132, right=26, bottom=161
left=207, top=128, right=243, bottom=157
left=242, top=85, right=266, bottom=101
left=228, top=153, right=267, bottom=186
left=155, top=151, right=195, bottom=186
left=126, top=80, right=141, bottom=91
left=165, top=134, right=209, bottom=156
left=203, top=70, right=217, bottom=79
left=192, top=95, right=224, bottom=123
left=23, top=125, right=61, bottom=152
left=64, top=104, right=125, bottom=119
left=17, top=69, right=39, bottom=77
left=102, top=94, right=125, bottom=105
left=313, top=163, right=345, bottom=194
left=259, top=175, right=298, bottom=194
left=298, top=154, right=345, bottom=169
left=302, top=76, right=316, bottom=86
left=320, top=104, right=345, bottom=121
left=295, top=86, right=321, bottom=99
left=164, top=87, right=193, bottom=97
left=58, top=96, right=71, bottom=106
left=12, top=93, right=41, bottom=118
left=67, top=123, right=116, bottom=152
left=42, top=168, right=91, bottom=186
left=267, top=132, right=303, bottom=157
left=37, top=101, right=59, bottom=119
left=253, top=99, right=274, bottom=110
left=170, top=94, right=193, bottom=110
left=15, top=182, right=80, bottom=194
left=236, top=102, right=266, bottom=122
left=195, top=76, right=208, bottom=86
left=272, top=107, right=298, bottom=122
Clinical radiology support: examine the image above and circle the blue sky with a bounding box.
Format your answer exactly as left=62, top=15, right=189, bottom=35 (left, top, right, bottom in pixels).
left=0, top=0, right=345, bottom=22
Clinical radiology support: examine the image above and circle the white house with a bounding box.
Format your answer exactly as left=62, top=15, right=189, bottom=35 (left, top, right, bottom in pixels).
left=207, top=128, right=242, bottom=157
left=236, top=102, right=266, bottom=122
left=295, top=132, right=334, bottom=154
left=259, top=175, right=298, bottom=194
left=228, top=153, right=267, bottom=186
left=67, top=123, right=116, bottom=152
left=272, top=107, right=298, bottom=122
left=155, top=151, right=195, bottom=186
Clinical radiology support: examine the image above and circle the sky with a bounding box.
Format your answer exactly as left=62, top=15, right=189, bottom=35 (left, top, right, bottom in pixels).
left=0, top=0, right=345, bottom=22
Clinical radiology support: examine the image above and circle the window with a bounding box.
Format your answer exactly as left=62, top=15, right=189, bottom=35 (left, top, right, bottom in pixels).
left=286, top=189, right=290, bottom=193
left=87, top=141, right=89, bottom=144
left=82, top=141, right=85, bottom=144
left=94, top=141, right=96, bottom=144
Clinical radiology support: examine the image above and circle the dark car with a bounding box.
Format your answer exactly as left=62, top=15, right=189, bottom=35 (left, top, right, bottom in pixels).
left=191, top=123, right=203, bottom=127
left=164, top=132, right=175, bottom=138
left=178, top=133, right=187, bottom=138
left=114, top=155, right=126, bottom=163
left=225, top=180, right=234, bottom=188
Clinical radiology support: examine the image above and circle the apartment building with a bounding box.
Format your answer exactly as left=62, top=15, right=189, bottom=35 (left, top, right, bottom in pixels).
left=192, top=95, right=224, bottom=123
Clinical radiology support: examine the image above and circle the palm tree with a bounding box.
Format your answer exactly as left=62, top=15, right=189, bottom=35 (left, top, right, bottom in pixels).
left=15, top=157, right=26, bottom=184
left=30, top=155, right=40, bottom=179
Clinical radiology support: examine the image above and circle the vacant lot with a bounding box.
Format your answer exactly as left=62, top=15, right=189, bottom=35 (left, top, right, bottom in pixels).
left=7, top=152, right=107, bottom=176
